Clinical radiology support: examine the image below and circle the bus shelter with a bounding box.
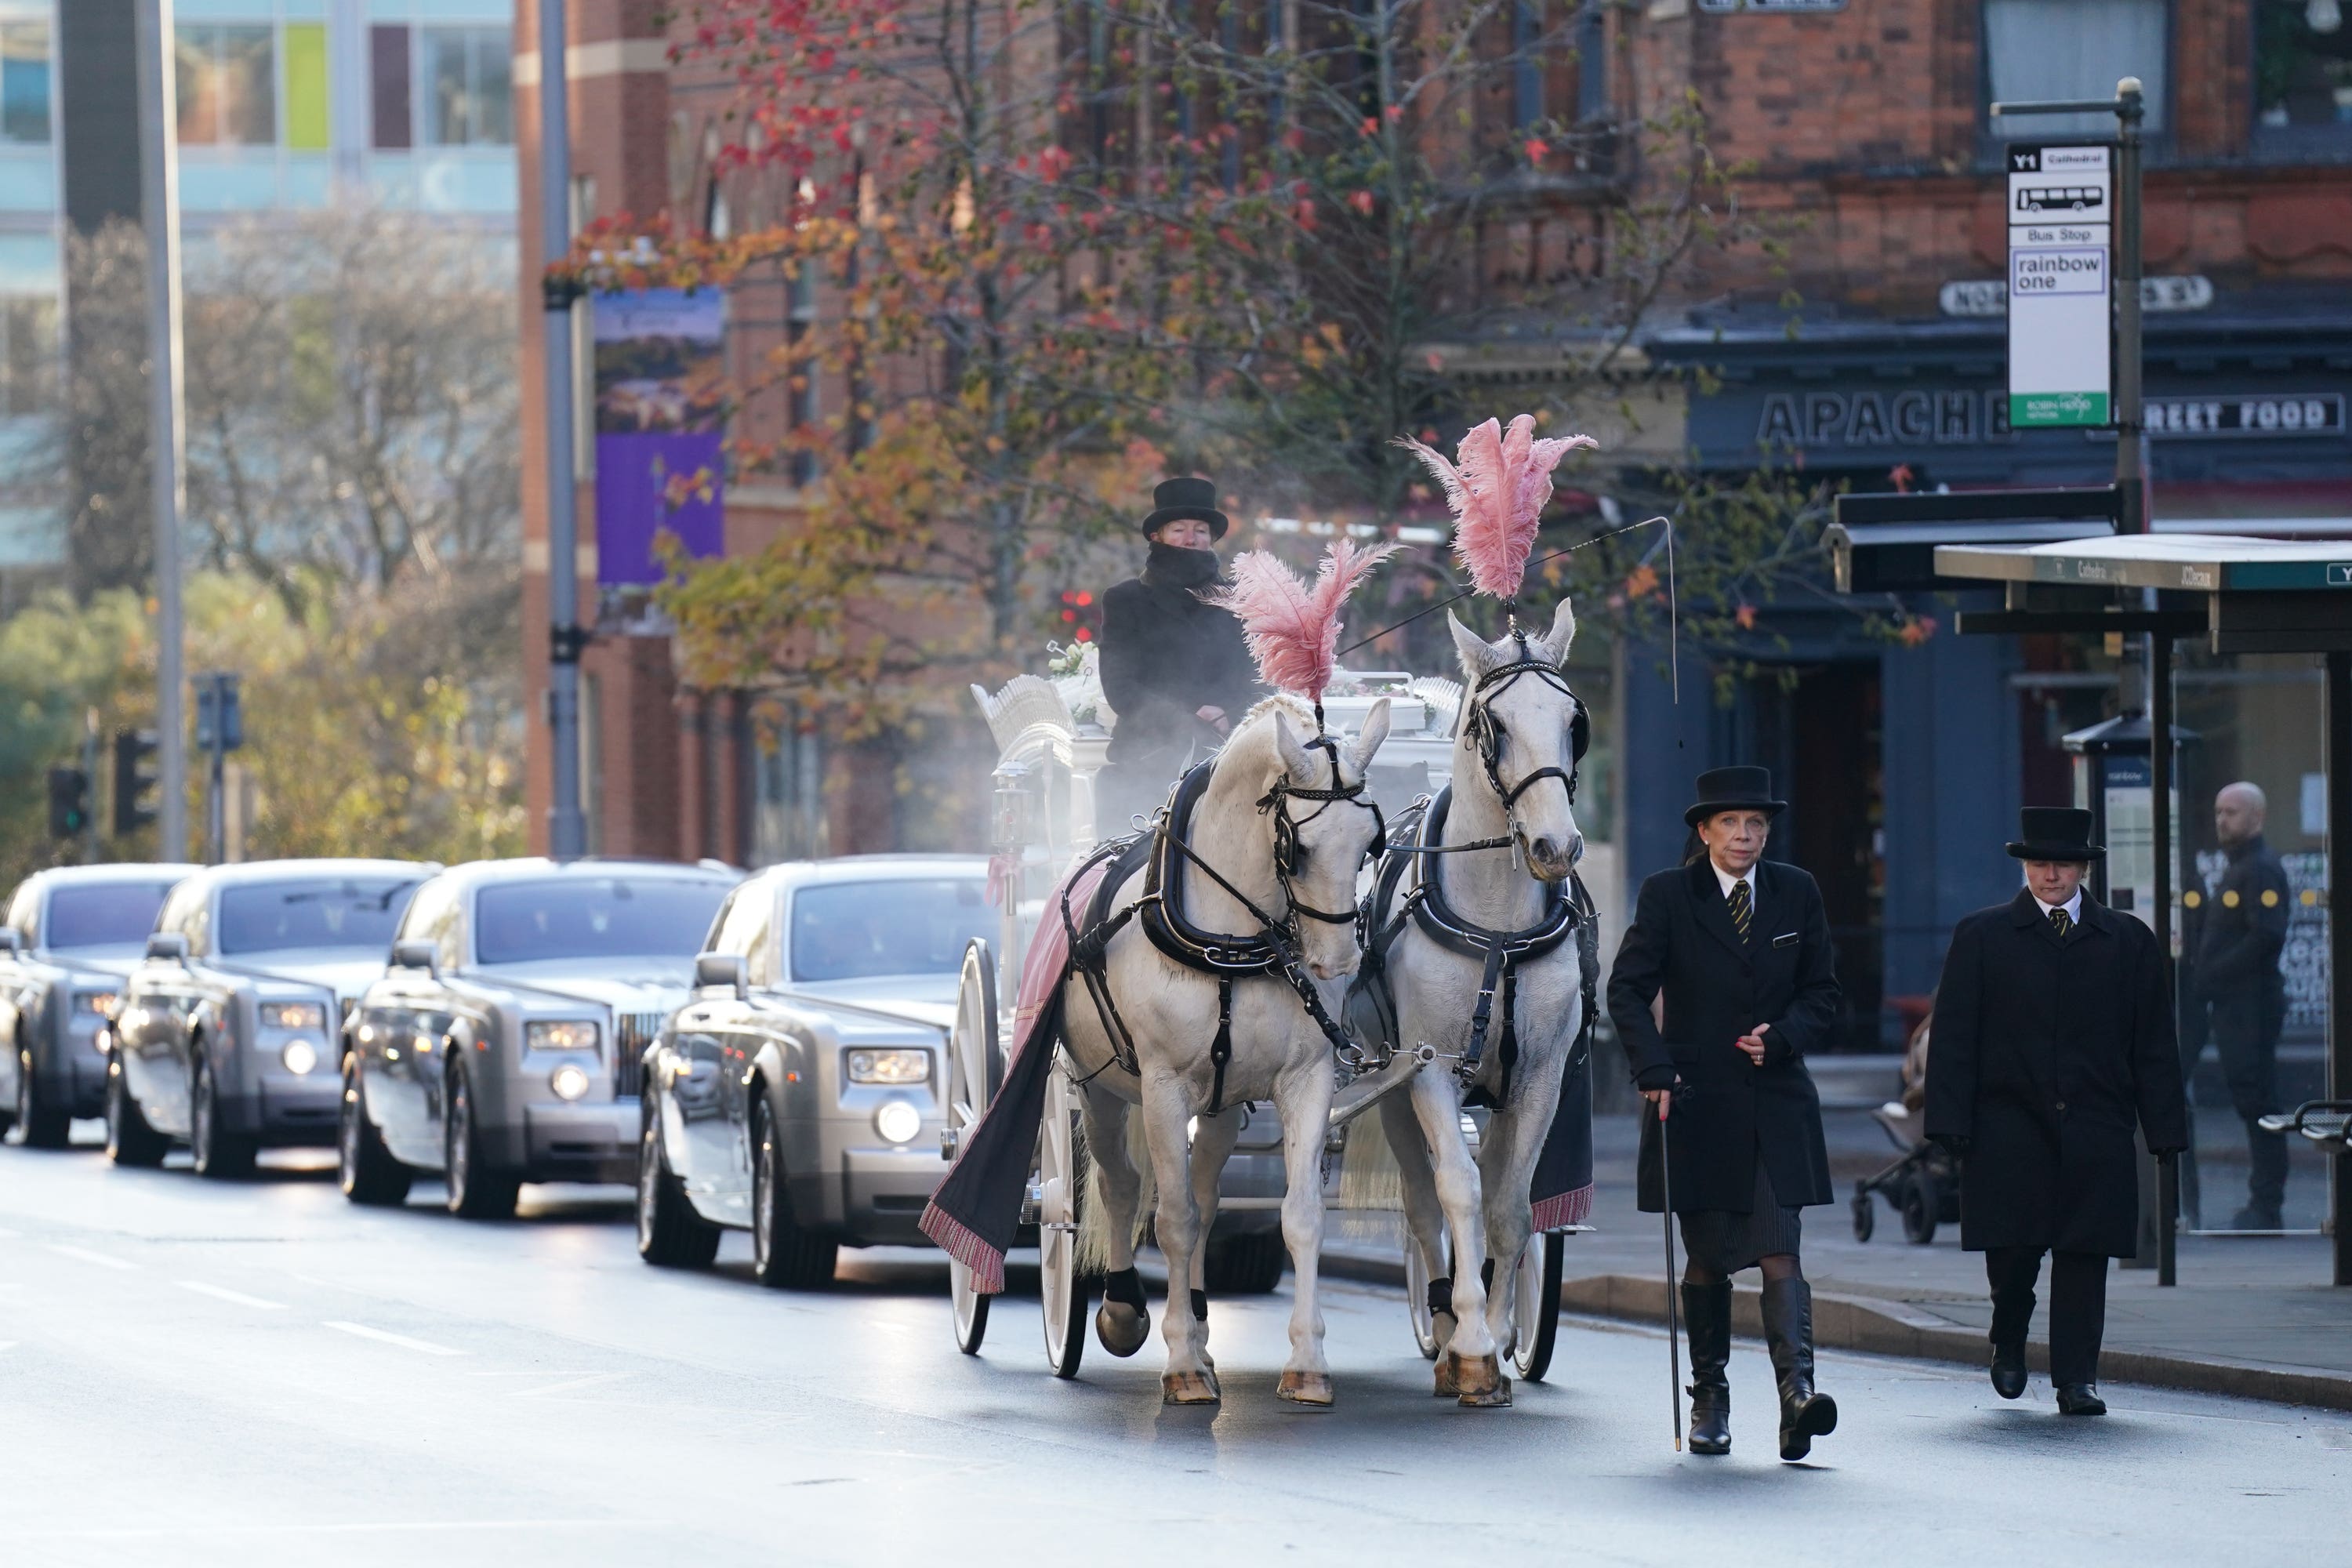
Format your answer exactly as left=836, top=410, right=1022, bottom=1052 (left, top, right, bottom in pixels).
left=1933, top=532, right=2352, bottom=1286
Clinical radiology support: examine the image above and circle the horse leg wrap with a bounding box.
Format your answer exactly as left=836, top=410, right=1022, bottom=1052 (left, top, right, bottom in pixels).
left=1103, top=1268, right=1146, bottom=1313
left=1426, top=1276, right=1454, bottom=1320
left=1190, top=1288, right=1210, bottom=1323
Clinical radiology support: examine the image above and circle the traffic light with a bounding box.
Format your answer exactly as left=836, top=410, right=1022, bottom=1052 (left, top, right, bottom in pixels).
left=47, top=766, right=89, bottom=840
left=112, top=728, right=159, bottom=837
left=1058, top=589, right=1097, bottom=644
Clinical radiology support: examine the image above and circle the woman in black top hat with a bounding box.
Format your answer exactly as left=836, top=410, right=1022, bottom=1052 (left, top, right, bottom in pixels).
left=1925, top=808, right=2188, bottom=1417
left=1094, top=477, right=1263, bottom=827
left=1608, top=765, right=1843, bottom=1461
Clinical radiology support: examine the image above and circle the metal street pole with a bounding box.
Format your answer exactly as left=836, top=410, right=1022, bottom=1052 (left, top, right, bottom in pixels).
left=133, top=0, right=187, bottom=862
left=538, top=0, right=588, bottom=858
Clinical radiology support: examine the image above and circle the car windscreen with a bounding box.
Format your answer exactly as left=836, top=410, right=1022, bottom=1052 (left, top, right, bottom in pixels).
left=43, top=883, right=180, bottom=949
left=789, top=878, right=991, bottom=983
left=216, top=879, right=424, bottom=955
left=473, top=877, right=731, bottom=965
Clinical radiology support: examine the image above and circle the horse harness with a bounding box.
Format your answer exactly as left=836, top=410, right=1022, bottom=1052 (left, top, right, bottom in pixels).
left=1447, top=633, right=1591, bottom=859
left=1353, top=786, right=1599, bottom=1108
left=1061, top=738, right=1381, bottom=1114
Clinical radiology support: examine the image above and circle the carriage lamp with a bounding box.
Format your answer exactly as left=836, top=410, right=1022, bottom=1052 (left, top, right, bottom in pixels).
left=279, top=1039, right=321, bottom=1076
left=527, top=1020, right=601, bottom=1052
left=260, top=1002, right=326, bottom=1030
left=549, top=1062, right=593, bottom=1102
left=846, top=1048, right=929, bottom=1086
left=874, top=1099, right=923, bottom=1145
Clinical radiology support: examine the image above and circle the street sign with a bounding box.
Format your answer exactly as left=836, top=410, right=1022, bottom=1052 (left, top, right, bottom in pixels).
left=2006, top=143, right=2112, bottom=429
left=194, top=673, right=243, bottom=752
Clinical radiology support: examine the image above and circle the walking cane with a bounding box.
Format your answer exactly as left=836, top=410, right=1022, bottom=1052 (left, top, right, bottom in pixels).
left=1660, top=1090, right=1682, bottom=1453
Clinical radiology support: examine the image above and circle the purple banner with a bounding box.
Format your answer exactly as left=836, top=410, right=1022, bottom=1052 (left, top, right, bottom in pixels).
left=592, top=289, right=728, bottom=588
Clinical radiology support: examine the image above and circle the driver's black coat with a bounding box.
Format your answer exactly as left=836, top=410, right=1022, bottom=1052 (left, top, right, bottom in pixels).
left=1607, top=858, right=1840, bottom=1214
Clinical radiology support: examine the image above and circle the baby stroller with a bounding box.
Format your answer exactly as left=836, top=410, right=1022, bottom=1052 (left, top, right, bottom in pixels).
left=1851, top=1006, right=1962, bottom=1244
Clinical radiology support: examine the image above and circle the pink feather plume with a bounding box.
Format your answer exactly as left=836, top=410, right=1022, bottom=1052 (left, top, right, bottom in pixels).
left=1210, top=537, right=1402, bottom=705
left=1395, top=415, right=1598, bottom=600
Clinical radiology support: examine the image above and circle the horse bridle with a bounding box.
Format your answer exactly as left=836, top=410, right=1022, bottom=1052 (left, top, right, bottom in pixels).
left=1256, top=733, right=1387, bottom=927
left=1457, top=637, right=1588, bottom=855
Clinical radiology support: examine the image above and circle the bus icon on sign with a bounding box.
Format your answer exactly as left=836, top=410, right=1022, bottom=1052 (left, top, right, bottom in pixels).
left=2016, top=186, right=2105, bottom=214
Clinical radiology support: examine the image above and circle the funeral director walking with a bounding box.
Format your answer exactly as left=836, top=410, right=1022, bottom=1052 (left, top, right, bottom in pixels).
left=1926, top=808, right=2190, bottom=1417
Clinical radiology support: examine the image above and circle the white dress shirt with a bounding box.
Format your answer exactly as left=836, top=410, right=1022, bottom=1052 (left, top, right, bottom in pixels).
left=1711, top=859, right=1754, bottom=905
left=2034, top=887, right=2084, bottom=926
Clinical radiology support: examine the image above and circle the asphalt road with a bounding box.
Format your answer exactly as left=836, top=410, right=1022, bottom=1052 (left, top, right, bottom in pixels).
left=3, top=1131, right=2348, bottom=1568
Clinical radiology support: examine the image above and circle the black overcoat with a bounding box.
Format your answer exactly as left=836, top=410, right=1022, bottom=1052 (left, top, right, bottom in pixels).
left=2188, top=833, right=2289, bottom=1053
left=1924, top=890, right=2190, bottom=1258
left=1097, top=569, right=1261, bottom=776
left=1609, top=858, right=1841, bottom=1214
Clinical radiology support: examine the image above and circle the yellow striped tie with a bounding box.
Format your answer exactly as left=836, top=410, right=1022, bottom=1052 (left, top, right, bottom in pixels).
left=2049, top=906, right=2071, bottom=938
left=1727, top=879, right=1752, bottom=942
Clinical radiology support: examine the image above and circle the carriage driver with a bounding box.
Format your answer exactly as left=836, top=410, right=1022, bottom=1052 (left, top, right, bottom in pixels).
left=1608, top=766, right=1844, bottom=1461
left=1094, top=477, right=1265, bottom=829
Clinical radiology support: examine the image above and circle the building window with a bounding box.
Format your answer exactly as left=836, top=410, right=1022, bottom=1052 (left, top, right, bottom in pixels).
left=2256, top=0, right=2352, bottom=146
left=787, top=265, right=818, bottom=488
left=0, top=293, right=59, bottom=417
left=371, top=24, right=412, bottom=149
left=753, top=719, right=827, bottom=866
left=421, top=27, right=513, bottom=148
left=176, top=24, right=277, bottom=147
left=1983, top=0, right=2168, bottom=139
left=1, top=20, right=50, bottom=146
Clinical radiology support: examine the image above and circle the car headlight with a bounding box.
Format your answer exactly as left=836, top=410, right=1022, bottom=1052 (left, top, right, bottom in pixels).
left=550, top=1062, right=593, bottom=1102
left=74, top=991, right=118, bottom=1018
left=846, top=1047, right=930, bottom=1086
left=527, top=1020, right=600, bottom=1052
left=875, top=1100, right=923, bottom=1145
left=260, top=1002, right=326, bottom=1030
left=280, top=1039, right=321, bottom=1076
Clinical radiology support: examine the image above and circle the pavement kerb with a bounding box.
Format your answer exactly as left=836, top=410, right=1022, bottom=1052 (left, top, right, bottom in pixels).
left=1320, top=1250, right=2352, bottom=1414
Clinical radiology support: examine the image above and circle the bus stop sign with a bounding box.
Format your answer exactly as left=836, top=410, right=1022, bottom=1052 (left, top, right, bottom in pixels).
left=2006, top=143, right=2112, bottom=430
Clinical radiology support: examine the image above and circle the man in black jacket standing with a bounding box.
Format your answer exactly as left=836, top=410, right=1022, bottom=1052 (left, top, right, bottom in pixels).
left=1094, top=477, right=1262, bottom=828
left=1926, top=808, right=2190, bottom=1416
left=2186, top=782, right=2292, bottom=1229
left=1610, top=766, right=1843, bottom=1461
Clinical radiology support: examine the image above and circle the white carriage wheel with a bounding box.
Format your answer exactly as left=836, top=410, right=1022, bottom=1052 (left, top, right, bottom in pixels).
left=1403, top=1230, right=1451, bottom=1361
left=1510, top=1229, right=1564, bottom=1383
left=1037, top=1059, right=1088, bottom=1378
left=948, top=939, right=999, bottom=1356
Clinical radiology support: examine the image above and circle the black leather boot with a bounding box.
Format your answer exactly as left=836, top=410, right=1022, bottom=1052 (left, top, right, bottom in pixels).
left=1761, top=1276, right=1838, bottom=1461
left=1682, top=1279, right=1732, bottom=1455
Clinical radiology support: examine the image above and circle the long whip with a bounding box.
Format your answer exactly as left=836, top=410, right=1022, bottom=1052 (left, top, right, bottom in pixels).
left=1661, top=1094, right=1683, bottom=1453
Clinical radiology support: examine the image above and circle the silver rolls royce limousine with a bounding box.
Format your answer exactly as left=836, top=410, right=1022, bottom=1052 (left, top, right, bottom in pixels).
left=0, top=863, right=196, bottom=1145
left=338, top=857, right=741, bottom=1218
left=104, top=861, right=432, bottom=1175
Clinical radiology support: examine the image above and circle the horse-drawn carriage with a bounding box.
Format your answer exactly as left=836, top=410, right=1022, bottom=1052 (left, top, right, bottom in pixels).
left=925, top=419, right=1602, bottom=1408
left=939, top=644, right=1591, bottom=1392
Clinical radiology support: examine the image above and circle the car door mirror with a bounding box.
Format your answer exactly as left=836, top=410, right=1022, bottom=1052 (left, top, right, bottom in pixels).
left=145, top=932, right=188, bottom=964
left=0, top=926, right=20, bottom=954
left=390, top=938, right=439, bottom=977
left=695, top=951, right=748, bottom=1001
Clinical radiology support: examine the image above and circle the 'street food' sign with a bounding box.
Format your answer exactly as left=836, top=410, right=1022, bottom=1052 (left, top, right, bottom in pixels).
left=2006, top=143, right=2111, bottom=430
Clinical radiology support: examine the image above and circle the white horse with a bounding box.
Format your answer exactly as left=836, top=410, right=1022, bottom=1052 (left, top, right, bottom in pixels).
left=1062, top=694, right=1392, bottom=1406
left=1376, top=600, right=1587, bottom=1406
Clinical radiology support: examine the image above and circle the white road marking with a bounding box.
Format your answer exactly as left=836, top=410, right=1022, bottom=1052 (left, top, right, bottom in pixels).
left=321, top=1320, right=463, bottom=1356
left=177, top=1280, right=288, bottom=1311
left=45, top=1243, right=136, bottom=1271
left=518, top=1370, right=633, bottom=1399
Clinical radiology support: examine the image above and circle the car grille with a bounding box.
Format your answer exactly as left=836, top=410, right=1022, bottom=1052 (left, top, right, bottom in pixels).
left=612, top=1011, right=666, bottom=1099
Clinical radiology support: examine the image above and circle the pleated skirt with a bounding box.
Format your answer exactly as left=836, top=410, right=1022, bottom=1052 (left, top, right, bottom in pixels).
left=1676, top=1147, right=1803, bottom=1275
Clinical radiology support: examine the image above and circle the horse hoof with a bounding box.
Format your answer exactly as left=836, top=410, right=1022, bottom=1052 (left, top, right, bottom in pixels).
left=1095, top=1302, right=1150, bottom=1359
left=1162, top=1370, right=1221, bottom=1406
left=1276, top=1370, right=1334, bottom=1407
left=1458, top=1376, right=1514, bottom=1410
left=1441, top=1352, right=1503, bottom=1400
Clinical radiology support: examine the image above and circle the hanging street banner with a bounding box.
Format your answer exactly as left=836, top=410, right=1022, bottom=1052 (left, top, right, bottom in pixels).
left=592, top=288, right=728, bottom=589
left=2005, top=143, right=2112, bottom=429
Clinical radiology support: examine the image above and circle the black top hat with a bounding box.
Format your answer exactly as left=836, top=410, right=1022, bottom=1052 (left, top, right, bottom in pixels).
left=1142, top=476, right=1229, bottom=541
left=2007, top=806, right=2106, bottom=862
left=1684, top=765, right=1787, bottom=827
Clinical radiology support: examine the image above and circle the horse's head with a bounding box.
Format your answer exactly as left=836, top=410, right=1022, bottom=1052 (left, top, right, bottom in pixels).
left=1448, top=598, right=1586, bottom=884
left=1264, top=698, right=1394, bottom=982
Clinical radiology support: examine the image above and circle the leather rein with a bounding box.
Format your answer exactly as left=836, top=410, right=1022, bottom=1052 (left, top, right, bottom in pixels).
left=1406, top=638, right=1588, bottom=863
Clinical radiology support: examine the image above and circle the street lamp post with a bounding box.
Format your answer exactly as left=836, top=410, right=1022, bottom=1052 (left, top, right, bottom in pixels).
left=133, top=0, right=187, bottom=863
left=538, top=0, right=588, bottom=858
